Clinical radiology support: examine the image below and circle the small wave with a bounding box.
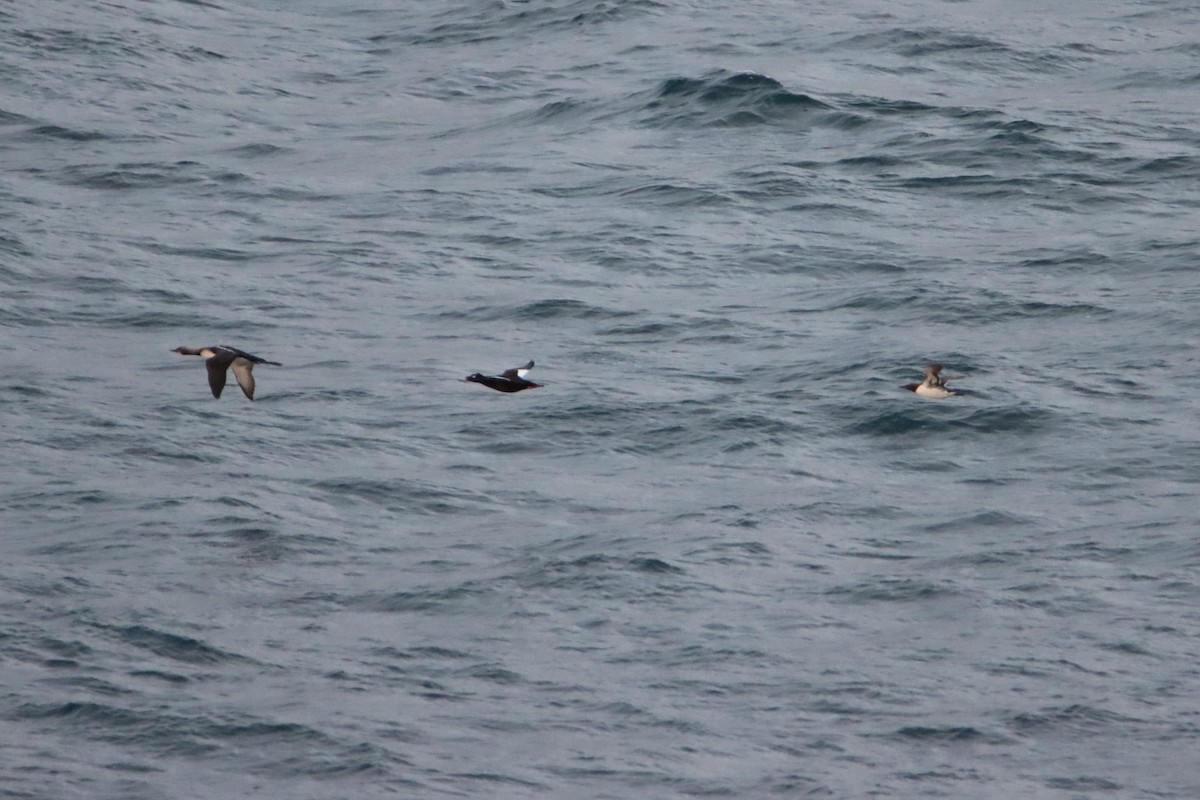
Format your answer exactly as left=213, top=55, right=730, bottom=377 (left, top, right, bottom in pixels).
left=826, top=577, right=959, bottom=603
left=848, top=403, right=1054, bottom=437
left=349, top=583, right=489, bottom=613
left=421, top=161, right=531, bottom=177
left=306, top=476, right=492, bottom=514
left=615, top=181, right=733, bottom=206
left=130, top=241, right=258, bottom=261
left=121, top=444, right=217, bottom=464
left=890, top=725, right=996, bottom=743
left=0, top=108, right=36, bottom=125
left=0, top=231, right=34, bottom=260
left=130, top=669, right=190, bottom=684
left=844, top=97, right=940, bottom=116
left=224, top=142, right=293, bottom=158
left=24, top=124, right=112, bottom=142
left=104, top=624, right=251, bottom=666
left=534, top=176, right=732, bottom=207
left=836, top=27, right=1074, bottom=74
left=52, top=306, right=244, bottom=330
left=48, top=161, right=218, bottom=191
left=844, top=28, right=1009, bottom=58
left=597, top=315, right=738, bottom=342
left=888, top=173, right=1039, bottom=196
left=638, top=70, right=832, bottom=128
left=473, top=70, right=854, bottom=140
left=514, top=553, right=696, bottom=595
left=631, top=557, right=684, bottom=574
left=509, top=97, right=597, bottom=126
left=374, top=0, right=664, bottom=47
left=1046, top=777, right=1124, bottom=792
left=694, top=540, right=772, bottom=566
left=920, top=510, right=1034, bottom=532
left=1007, top=704, right=1139, bottom=735
left=454, top=297, right=632, bottom=322
left=1017, top=249, right=1113, bottom=270
left=1124, top=155, right=1200, bottom=178
left=960, top=406, right=1058, bottom=433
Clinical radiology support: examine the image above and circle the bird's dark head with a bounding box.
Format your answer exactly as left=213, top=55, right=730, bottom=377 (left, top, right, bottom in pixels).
left=172, top=346, right=192, bottom=355
left=462, top=373, right=484, bottom=383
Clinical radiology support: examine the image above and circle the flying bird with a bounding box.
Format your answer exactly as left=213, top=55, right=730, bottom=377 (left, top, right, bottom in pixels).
left=462, top=360, right=542, bottom=393
left=172, top=345, right=282, bottom=400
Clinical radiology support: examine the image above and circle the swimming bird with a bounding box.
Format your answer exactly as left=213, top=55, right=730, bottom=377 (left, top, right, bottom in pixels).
left=462, top=360, right=542, bottom=393
left=172, top=345, right=282, bottom=400
left=902, top=364, right=965, bottom=399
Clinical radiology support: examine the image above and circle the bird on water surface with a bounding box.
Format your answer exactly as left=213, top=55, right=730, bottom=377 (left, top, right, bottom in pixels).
left=902, top=364, right=968, bottom=399
left=462, top=360, right=542, bottom=393
left=172, top=345, right=282, bottom=400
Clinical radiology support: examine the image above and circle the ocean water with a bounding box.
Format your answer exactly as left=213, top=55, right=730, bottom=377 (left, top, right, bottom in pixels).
left=3, top=0, right=1200, bottom=797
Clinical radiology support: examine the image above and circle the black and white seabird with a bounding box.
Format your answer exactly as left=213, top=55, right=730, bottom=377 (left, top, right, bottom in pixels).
left=902, top=364, right=966, bottom=399
left=462, top=360, right=542, bottom=393
left=172, top=345, right=282, bottom=400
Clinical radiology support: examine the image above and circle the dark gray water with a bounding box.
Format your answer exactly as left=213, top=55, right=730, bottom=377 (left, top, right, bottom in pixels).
left=3, top=0, right=1200, bottom=797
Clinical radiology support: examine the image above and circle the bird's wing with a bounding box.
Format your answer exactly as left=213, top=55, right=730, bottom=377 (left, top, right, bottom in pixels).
left=206, top=358, right=228, bottom=398
left=231, top=358, right=257, bottom=400
left=502, top=361, right=535, bottom=380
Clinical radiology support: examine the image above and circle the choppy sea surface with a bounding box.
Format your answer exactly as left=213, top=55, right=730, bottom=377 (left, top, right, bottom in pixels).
left=3, top=0, right=1200, bottom=797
